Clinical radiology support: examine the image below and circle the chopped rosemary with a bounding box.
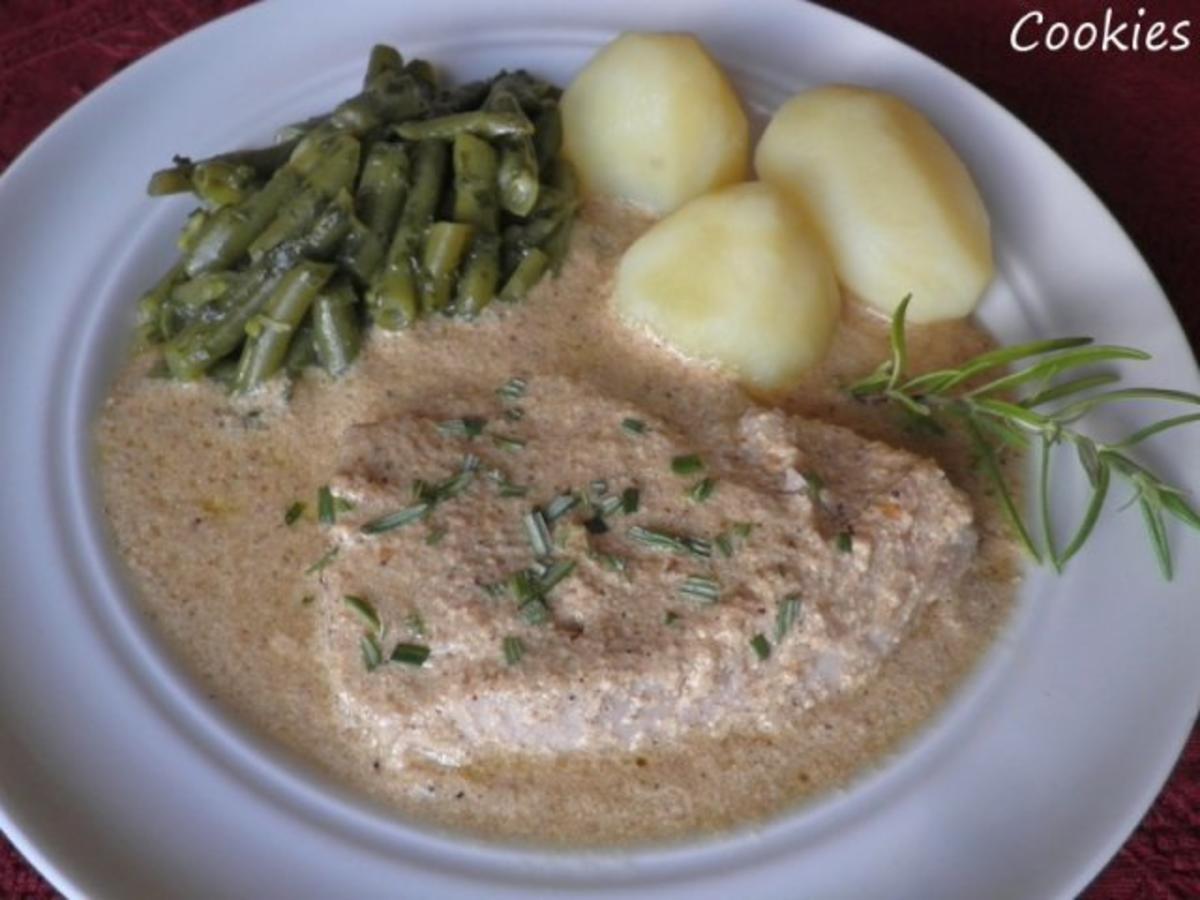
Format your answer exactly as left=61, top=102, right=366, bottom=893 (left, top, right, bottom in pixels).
left=519, top=596, right=550, bottom=625
left=524, top=509, right=554, bottom=558
left=504, top=407, right=525, bottom=422
left=664, top=610, right=680, bottom=625
left=802, top=471, right=825, bottom=497
left=592, top=551, right=628, bottom=576
left=480, top=580, right=508, bottom=598
left=503, top=635, right=526, bottom=665
left=438, top=416, right=487, bottom=438
left=301, top=594, right=315, bottom=606
left=621, top=486, right=640, bottom=515
left=390, top=642, right=431, bottom=667
left=361, top=503, right=430, bottom=535
left=715, top=534, right=734, bottom=558
left=671, top=453, right=704, bottom=476
left=750, top=633, right=771, bottom=661
left=628, top=525, right=711, bottom=558
left=539, top=558, right=577, bottom=593
left=835, top=531, right=853, bottom=553
left=689, top=477, right=717, bottom=503
left=284, top=501, right=306, bottom=526
left=304, top=545, right=339, bottom=575
left=425, top=526, right=447, bottom=546
left=621, top=417, right=648, bottom=436
left=544, top=492, right=580, bottom=523
left=361, top=635, right=383, bottom=671
left=498, top=480, right=529, bottom=498
left=497, top=377, right=528, bottom=401
left=334, top=496, right=356, bottom=514
left=776, top=595, right=802, bottom=640
left=679, top=574, right=720, bottom=604
left=508, top=568, right=540, bottom=604
left=491, top=434, right=526, bottom=452
left=732, top=521, right=755, bottom=539
left=343, top=595, right=383, bottom=637
left=597, top=494, right=623, bottom=516
left=317, top=485, right=336, bottom=525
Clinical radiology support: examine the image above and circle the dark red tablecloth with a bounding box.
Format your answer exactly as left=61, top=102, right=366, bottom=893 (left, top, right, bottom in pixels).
left=1, top=2, right=1196, bottom=896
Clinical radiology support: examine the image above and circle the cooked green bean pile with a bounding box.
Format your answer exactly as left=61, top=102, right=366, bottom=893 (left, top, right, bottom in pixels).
left=134, top=44, right=577, bottom=392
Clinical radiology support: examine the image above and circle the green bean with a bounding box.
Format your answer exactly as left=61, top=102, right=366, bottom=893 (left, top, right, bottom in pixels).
left=365, top=141, right=441, bottom=328
left=249, top=133, right=360, bottom=261
left=485, top=88, right=538, bottom=216
left=147, top=168, right=192, bottom=196
left=542, top=219, right=573, bottom=275
left=170, top=272, right=238, bottom=308
left=532, top=106, right=562, bottom=170
left=147, top=140, right=301, bottom=197
left=285, top=188, right=355, bottom=262
left=184, top=164, right=305, bottom=275
left=233, top=261, right=335, bottom=393
left=313, top=277, right=362, bottom=376
left=419, top=221, right=473, bottom=313
left=339, top=216, right=384, bottom=287
left=364, top=44, right=403, bottom=88
left=430, top=79, right=491, bottom=115
left=284, top=318, right=317, bottom=375
left=451, top=133, right=498, bottom=231
left=167, top=192, right=348, bottom=378
left=133, top=262, right=185, bottom=347
left=366, top=255, right=418, bottom=330
left=177, top=209, right=210, bottom=253
left=498, top=247, right=549, bottom=303
left=333, top=69, right=428, bottom=133
left=542, top=160, right=578, bottom=274
left=490, top=70, right=561, bottom=113
left=397, top=140, right=447, bottom=244
left=393, top=110, right=533, bottom=142
left=192, top=161, right=258, bottom=207
left=164, top=266, right=281, bottom=378
left=159, top=272, right=239, bottom=340
left=503, top=161, right=579, bottom=250
left=356, top=142, right=409, bottom=251
left=403, top=58, right=437, bottom=91
left=275, top=115, right=328, bottom=145
left=454, top=234, right=501, bottom=317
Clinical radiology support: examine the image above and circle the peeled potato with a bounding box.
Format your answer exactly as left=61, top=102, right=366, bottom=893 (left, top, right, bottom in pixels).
left=614, top=182, right=840, bottom=391
left=755, top=85, right=993, bottom=323
left=561, top=32, right=749, bottom=215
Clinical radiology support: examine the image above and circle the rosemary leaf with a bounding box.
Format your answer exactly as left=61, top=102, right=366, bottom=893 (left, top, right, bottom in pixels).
left=750, top=633, right=771, bottom=661
left=284, top=501, right=306, bottom=526
left=679, top=574, right=720, bottom=604
left=503, top=635, right=526, bottom=665
left=343, top=594, right=383, bottom=637
left=317, top=485, right=336, bottom=525
left=361, top=503, right=430, bottom=535
left=390, top=642, right=431, bottom=667
left=776, top=595, right=802, bottom=640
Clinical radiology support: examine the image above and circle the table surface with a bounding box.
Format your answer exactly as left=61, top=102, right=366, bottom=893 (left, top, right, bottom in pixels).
left=1, top=1, right=1196, bottom=897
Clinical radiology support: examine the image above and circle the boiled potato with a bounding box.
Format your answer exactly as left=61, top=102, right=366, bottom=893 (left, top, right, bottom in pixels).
left=561, top=32, right=749, bottom=215
left=614, top=182, right=839, bottom=391
left=755, top=85, right=993, bottom=323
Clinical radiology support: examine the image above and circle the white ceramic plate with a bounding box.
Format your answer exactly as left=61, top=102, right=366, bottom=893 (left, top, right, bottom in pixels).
left=1, top=1, right=1197, bottom=896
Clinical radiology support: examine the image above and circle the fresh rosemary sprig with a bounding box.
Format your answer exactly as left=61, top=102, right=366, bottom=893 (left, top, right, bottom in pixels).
left=850, top=296, right=1200, bottom=578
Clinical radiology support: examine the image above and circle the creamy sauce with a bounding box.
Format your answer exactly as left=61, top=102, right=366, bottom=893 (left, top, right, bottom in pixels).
left=94, top=200, right=1020, bottom=846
